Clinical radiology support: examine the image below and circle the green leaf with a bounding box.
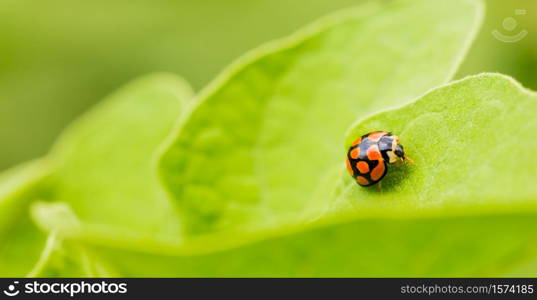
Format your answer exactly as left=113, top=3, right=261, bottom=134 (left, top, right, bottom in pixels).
left=0, top=72, right=194, bottom=276
left=159, top=0, right=483, bottom=236
left=0, top=160, right=50, bottom=276
left=343, top=73, right=537, bottom=206
left=46, top=73, right=193, bottom=241
left=34, top=74, right=537, bottom=277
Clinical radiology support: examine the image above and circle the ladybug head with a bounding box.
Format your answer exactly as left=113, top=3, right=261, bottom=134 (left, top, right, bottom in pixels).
left=394, top=144, right=405, bottom=159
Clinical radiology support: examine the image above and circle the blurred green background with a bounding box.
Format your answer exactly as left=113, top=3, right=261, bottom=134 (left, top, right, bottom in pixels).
left=0, top=0, right=535, bottom=171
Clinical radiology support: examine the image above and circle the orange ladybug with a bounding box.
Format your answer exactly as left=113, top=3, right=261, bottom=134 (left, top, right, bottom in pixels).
left=346, top=131, right=413, bottom=187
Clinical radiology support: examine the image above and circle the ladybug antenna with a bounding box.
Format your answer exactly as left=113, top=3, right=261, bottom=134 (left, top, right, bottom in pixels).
left=404, top=156, right=415, bottom=165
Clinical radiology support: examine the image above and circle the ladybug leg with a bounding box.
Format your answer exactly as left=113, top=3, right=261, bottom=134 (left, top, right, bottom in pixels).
left=376, top=181, right=382, bottom=192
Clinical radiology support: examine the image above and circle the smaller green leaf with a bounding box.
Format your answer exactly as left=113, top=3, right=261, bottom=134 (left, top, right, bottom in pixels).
left=29, top=234, right=119, bottom=278
left=47, top=73, right=193, bottom=240
left=0, top=160, right=51, bottom=276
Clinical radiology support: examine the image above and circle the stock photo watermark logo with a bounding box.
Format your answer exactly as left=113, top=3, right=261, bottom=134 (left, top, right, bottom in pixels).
left=492, top=9, right=528, bottom=43
left=2, top=280, right=127, bottom=297
left=3, top=281, right=20, bottom=297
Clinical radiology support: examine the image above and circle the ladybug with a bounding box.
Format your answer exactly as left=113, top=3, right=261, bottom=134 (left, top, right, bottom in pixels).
left=346, top=131, right=413, bottom=187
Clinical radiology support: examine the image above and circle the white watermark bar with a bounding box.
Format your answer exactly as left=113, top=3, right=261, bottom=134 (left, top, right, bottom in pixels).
left=0, top=278, right=536, bottom=299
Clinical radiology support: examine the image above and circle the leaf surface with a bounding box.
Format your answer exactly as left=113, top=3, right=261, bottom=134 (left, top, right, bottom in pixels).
left=36, top=74, right=537, bottom=277
left=0, top=160, right=50, bottom=276
left=159, top=0, right=483, bottom=235
left=47, top=74, right=193, bottom=240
